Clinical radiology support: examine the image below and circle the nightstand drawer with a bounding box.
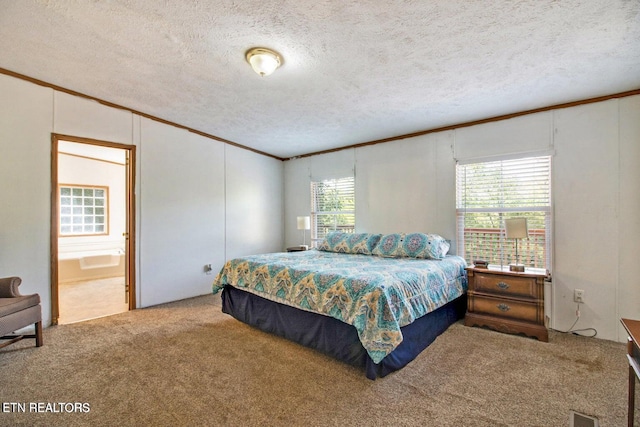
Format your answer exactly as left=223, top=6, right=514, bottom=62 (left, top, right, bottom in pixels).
left=473, top=272, right=538, bottom=299
left=467, top=293, right=539, bottom=323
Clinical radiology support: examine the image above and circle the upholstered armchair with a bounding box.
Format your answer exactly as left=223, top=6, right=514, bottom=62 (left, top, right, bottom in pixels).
left=0, top=277, right=43, bottom=349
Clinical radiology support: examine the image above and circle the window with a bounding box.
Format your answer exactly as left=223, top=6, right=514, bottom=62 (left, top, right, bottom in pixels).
left=59, top=185, right=108, bottom=236
left=310, top=176, right=355, bottom=247
left=456, top=155, right=552, bottom=270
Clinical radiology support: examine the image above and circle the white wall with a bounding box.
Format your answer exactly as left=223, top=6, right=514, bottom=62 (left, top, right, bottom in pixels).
left=284, top=157, right=312, bottom=249
left=138, top=118, right=227, bottom=307
left=0, top=75, right=53, bottom=324
left=618, top=96, right=640, bottom=338
left=553, top=101, right=620, bottom=339
left=0, top=73, right=284, bottom=325
left=284, top=96, right=640, bottom=343
left=225, top=144, right=284, bottom=259
left=356, top=132, right=457, bottom=238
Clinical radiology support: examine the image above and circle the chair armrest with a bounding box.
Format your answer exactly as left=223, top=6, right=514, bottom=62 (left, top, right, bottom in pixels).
left=0, top=277, right=23, bottom=298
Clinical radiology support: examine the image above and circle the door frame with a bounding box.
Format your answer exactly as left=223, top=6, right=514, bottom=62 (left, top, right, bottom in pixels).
left=50, top=133, right=136, bottom=325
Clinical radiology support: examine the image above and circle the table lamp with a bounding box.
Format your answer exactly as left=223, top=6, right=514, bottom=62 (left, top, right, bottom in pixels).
left=505, top=218, right=528, bottom=272
left=297, top=216, right=310, bottom=249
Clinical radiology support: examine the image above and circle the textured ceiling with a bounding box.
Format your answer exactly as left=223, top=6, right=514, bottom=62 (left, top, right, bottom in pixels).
left=1, top=1, right=639, bottom=159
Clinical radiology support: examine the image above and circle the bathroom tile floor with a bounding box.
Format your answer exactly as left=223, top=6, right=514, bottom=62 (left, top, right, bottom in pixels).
left=58, top=276, right=129, bottom=324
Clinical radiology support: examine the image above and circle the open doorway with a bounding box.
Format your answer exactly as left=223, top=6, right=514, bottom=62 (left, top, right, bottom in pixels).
left=51, top=134, right=136, bottom=324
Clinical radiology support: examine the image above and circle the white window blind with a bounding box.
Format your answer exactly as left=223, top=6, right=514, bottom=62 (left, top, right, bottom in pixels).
left=456, top=155, right=552, bottom=270
left=310, top=176, right=355, bottom=246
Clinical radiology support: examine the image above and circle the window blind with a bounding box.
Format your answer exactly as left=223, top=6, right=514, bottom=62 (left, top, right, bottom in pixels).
left=456, top=156, right=552, bottom=270
left=310, top=176, right=355, bottom=245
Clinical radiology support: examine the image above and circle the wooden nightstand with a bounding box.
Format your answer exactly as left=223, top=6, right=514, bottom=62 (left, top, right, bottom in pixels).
left=464, top=266, right=549, bottom=342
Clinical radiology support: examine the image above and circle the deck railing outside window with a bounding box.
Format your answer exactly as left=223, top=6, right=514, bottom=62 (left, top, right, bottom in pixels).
left=463, top=227, right=546, bottom=268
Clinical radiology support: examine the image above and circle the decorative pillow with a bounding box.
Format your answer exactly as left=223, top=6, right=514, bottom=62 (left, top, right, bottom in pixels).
left=401, top=233, right=430, bottom=258
left=317, top=232, right=382, bottom=255
left=418, top=233, right=451, bottom=259
left=371, top=233, right=403, bottom=257
left=372, top=232, right=450, bottom=259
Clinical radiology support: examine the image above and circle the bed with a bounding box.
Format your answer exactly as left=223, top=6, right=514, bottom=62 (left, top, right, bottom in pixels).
left=212, top=232, right=468, bottom=379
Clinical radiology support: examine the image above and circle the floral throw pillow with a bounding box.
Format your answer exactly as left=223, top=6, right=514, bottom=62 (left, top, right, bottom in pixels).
left=317, top=232, right=382, bottom=255
left=372, top=232, right=450, bottom=259
left=371, top=233, right=403, bottom=257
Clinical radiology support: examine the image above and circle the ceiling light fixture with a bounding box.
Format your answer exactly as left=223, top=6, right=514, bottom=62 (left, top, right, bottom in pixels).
left=246, top=47, right=282, bottom=77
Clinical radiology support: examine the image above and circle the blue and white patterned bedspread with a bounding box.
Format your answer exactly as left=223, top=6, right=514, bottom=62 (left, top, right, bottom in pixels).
left=212, top=250, right=467, bottom=363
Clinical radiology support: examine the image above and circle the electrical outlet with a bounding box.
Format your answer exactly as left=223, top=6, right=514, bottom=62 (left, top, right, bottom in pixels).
left=574, top=289, right=585, bottom=304
left=204, top=264, right=213, bottom=275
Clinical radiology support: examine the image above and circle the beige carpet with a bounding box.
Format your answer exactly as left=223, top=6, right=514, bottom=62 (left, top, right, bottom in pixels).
left=1, top=293, right=637, bottom=426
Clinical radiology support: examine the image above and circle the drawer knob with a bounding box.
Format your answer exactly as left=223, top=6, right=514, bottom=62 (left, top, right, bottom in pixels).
left=497, top=281, right=510, bottom=290
left=497, top=303, right=511, bottom=312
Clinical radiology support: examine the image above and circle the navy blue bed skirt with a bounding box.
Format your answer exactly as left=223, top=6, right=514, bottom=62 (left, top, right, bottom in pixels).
left=221, top=286, right=466, bottom=379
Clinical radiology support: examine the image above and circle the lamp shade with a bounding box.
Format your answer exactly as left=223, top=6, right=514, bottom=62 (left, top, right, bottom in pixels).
left=505, top=218, right=528, bottom=239
left=297, top=216, right=310, bottom=230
